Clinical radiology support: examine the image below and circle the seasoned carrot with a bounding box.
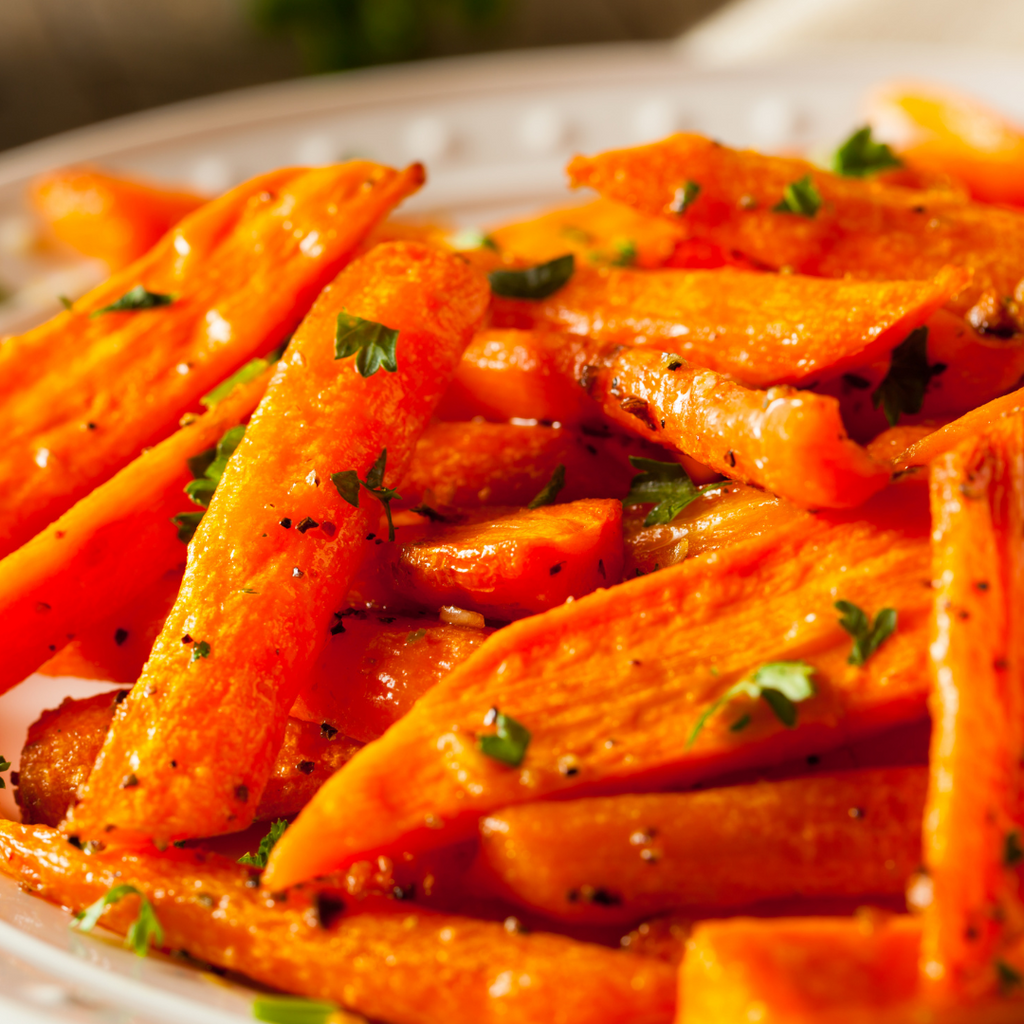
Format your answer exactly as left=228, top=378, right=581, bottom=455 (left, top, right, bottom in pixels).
left=0, top=821, right=676, bottom=1024
left=0, top=161, right=423, bottom=558
left=30, top=166, right=206, bottom=269
left=264, top=483, right=932, bottom=889
left=573, top=343, right=889, bottom=509
left=567, top=134, right=1024, bottom=319
left=490, top=263, right=962, bottom=389
left=66, top=242, right=489, bottom=847
left=478, top=767, right=926, bottom=923
left=922, top=414, right=1024, bottom=1004
left=0, top=368, right=269, bottom=697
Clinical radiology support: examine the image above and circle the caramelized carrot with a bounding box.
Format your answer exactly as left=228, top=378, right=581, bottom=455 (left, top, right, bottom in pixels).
left=478, top=767, right=926, bottom=923
left=30, top=167, right=206, bottom=269
left=0, top=161, right=423, bottom=558
left=264, top=484, right=932, bottom=889
left=66, top=242, right=489, bottom=847
left=490, top=263, right=961, bottom=389
left=0, top=821, right=677, bottom=1024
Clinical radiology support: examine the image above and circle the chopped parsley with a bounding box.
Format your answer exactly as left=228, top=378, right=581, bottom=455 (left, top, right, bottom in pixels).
left=72, top=883, right=164, bottom=956
left=997, top=960, right=1023, bottom=994
left=253, top=996, right=340, bottom=1024
left=624, top=457, right=716, bottom=527
left=772, top=175, right=822, bottom=218
left=184, top=424, right=246, bottom=508
left=191, top=640, right=211, bottom=662
left=200, top=340, right=289, bottom=408
left=238, top=819, right=289, bottom=869
left=331, top=448, right=401, bottom=541
left=334, top=311, right=399, bottom=377
left=58, top=294, right=73, bottom=310
left=835, top=600, right=897, bottom=666
left=611, top=239, right=637, bottom=267
left=0, top=754, right=9, bottom=789
left=171, top=511, right=204, bottom=543
left=92, top=285, right=175, bottom=317
left=872, top=326, right=946, bottom=426
left=406, top=628, right=427, bottom=644
left=670, top=180, right=701, bottom=215
left=489, top=254, right=575, bottom=300
left=477, top=709, right=531, bottom=768
left=528, top=464, right=566, bottom=509
left=831, top=126, right=902, bottom=178
left=687, top=661, right=817, bottom=748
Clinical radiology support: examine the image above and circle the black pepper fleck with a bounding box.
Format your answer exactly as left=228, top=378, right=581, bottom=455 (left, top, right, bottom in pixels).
left=279, top=518, right=292, bottom=529
left=114, top=628, right=129, bottom=646
left=297, top=761, right=315, bottom=775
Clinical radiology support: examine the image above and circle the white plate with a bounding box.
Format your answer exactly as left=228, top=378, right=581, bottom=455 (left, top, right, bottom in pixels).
left=3, top=39, right=1024, bottom=1024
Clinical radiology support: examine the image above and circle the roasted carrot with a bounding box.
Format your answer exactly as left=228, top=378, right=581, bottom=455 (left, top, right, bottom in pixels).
left=30, top=166, right=206, bottom=269
left=572, top=343, right=889, bottom=509
left=478, top=767, right=926, bottom=923
left=567, top=134, right=1024, bottom=319
left=922, top=413, right=1024, bottom=1004
left=66, top=241, right=489, bottom=847
left=0, top=161, right=423, bottom=558
left=0, top=821, right=677, bottom=1024
left=490, top=262, right=962, bottom=389
left=263, top=483, right=932, bottom=889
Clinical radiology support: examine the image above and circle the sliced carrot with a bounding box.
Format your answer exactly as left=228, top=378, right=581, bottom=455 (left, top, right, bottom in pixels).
left=567, top=133, right=1024, bottom=319
left=65, top=241, right=489, bottom=847
left=0, top=161, right=423, bottom=558
left=30, top=166, right=206, bottom=269
left=490, top=262, right=961, bottom=389
left=0, top=821, right=677, bottom=1024
left=574, top=343, right=889, bottom=509
left=478, top=767, right=925, bottom=923
left=263, top=483, right=932, bottom=889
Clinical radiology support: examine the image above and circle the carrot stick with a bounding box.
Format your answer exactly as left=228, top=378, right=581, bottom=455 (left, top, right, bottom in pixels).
left=263, top=483, right=932, bottom=889
left=65, top=241, right=489, bottom=847
left=478, top=767, right=926, bottom=923
left=0, top=161, right=423, bottom=558
left=0, top=821, right=677, bottom=1024
left=490, top=263, right=963, bottom=389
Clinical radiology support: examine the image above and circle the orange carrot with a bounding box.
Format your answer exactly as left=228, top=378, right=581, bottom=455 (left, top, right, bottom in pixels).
left=263, top=483, right=932, bottom=889
left=66, top=242, right=489, bottom=847
left=30, top=166, right=206, bottom=269
left=490, top=262, right=962, bottom=389
left=0, top=161, right=423, bottom=558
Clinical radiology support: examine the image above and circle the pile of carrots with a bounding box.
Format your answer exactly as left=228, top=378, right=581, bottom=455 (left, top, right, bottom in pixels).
left=5, top=81, right=1024, bottom=1023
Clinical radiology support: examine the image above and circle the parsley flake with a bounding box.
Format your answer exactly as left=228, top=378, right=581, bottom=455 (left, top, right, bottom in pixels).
left=253, top=996, right=340, bottom=1024
left=624, top=457, right=716, bottom=527
left=835, top=600, right=897, bottom=666
left=170, top=511, right=204, bottom=543
left=872, top=326, right=946, bottom=426
left=238, top=819, right=288, bottom=869
left=670, top=181, right=701, bottom=215
left=406, top=628, right=427, bottom=644
left=191, top=640, right=211, bottom=662
left=92, top=285, right=175, bottom=317
left=687, top=661, right=817, bottom=748
left=489, top=254, right=575, bottom=300
left=0, top=754, right=10, bottom=789
left=528, top=464, right=566, bottom=509
left=997, top=960, right=1023, bottom=994
left=334, top=311, right=399, bottom=377
left=72, top=883, right=164, bottom=956
left=201, top=340, right=289, bottom=408
left=478, top=709, right=531, bottom=767
left=184, top=424, right=246, bottom=509
left=331, top=448, right=401, bottom=541
left=831, top=126, right=902, bottom=178
left=612, top=239, right=637, bottom=267
left=772, top=175, right=822, bottom=217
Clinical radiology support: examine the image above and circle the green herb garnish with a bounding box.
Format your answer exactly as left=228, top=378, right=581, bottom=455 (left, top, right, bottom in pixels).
left=835, top=600, right=897, bottom=666
left=171, top=511, right=204, bottom=543
left=872, top=326, right=946, bottom=426
left=191, top=640, right=211, bottom=662
left=772, top=175, right=822, bottom=217
left=201, top=341, right=289, bottom=408
left=687, top=661, right=817, bottom=748
left=331, top=448, right=400, bottom=541
left=58, top=294, right=73, bottom=310
left=72, top=883, right=164, bottom=956
left=478, top=709, right=531, bottom=767
left=997, top=960, right=1023, bottom=994
left=528, top=464, right=566, bottom=509
left=184, top=424, right=246, bottom=509
left=92, top=285, right=175, bottom=317
left=831, top=126, right=902, bottom=178
left=624, top=457, right=716, bottom=527
left=253, top=996, right=339, bottom=1024
left=0, top=755, right=10, bottom=789
left=488, top=254, right=574, bottom=300
left=334, top=311, right=399, bottom=377
left=406, top=628, right=427, bottom=644
left=611, top=239, right=637, bottom=267
left=238, top=819, right=289, bottom=869
left=670, top=180, right=701, bottom=214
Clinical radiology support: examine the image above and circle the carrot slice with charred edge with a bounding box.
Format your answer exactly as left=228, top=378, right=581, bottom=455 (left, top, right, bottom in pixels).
left=922, top=414, right=1024, bottom=1004
left=679, top=916, right=1023, bottom=1024
left=490, top=263, right=963, bottom=389
left=571, top=343, right=889, bottom=509
left=30, top=167, right=206, bottom=269
left=567, top=133, right=1024, bottom=320
left=263, top=483, right=932, bottom=890
left=477, top=767, right=926, bottom=924
left=0, top=822, right=676, bottom=1024
left=0, top=161, right=424, bottom=559
left=0, top=368, right=270, bottom=697
left=65, top=241, right=489, bottom=847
